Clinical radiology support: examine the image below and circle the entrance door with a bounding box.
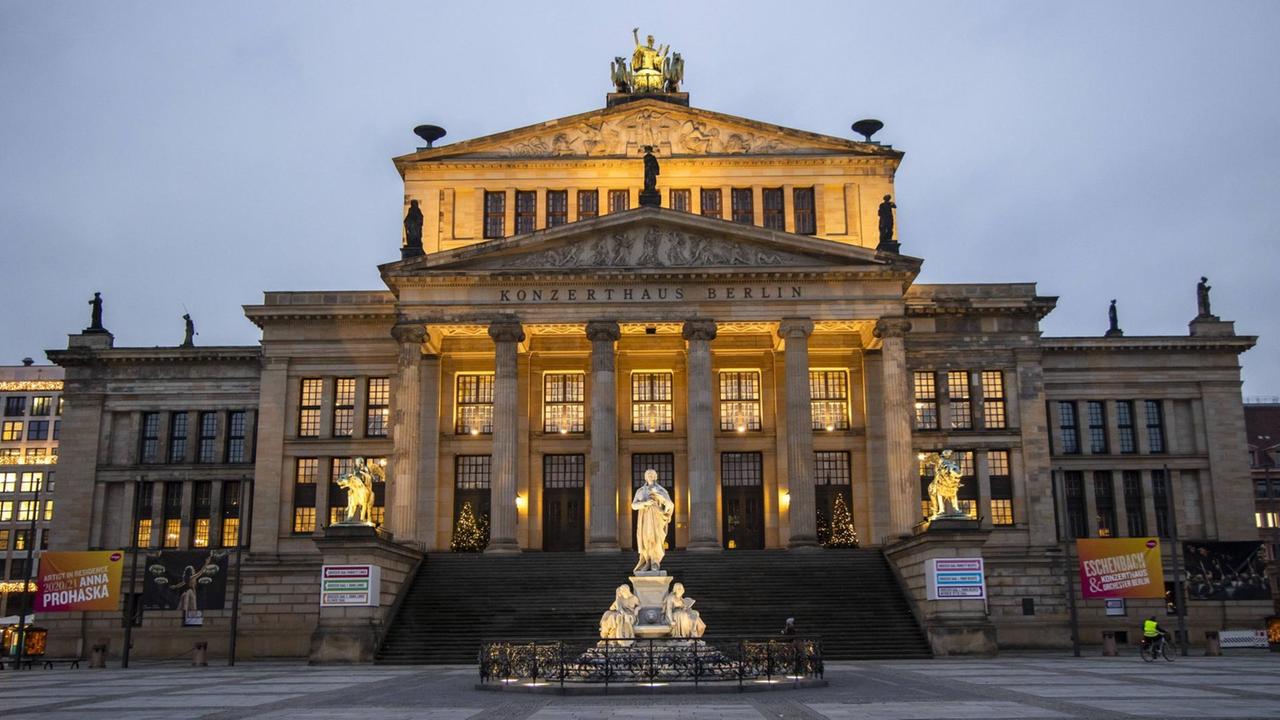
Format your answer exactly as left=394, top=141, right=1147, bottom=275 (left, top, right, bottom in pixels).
left=542, top=454, right=585, bottom=552
left=453, top=455, right=492, bottom=549
left=631, top=453, right=677, bottom=551
left=720, top=452, right=764, bottom=550
left=814, top=450, right=853, bottom=544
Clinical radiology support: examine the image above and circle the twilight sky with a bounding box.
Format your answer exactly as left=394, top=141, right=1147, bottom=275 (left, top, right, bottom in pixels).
left=2, top=1, right=1278, bottom=395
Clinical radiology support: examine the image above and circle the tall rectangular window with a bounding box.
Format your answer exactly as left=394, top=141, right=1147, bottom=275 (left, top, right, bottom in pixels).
left=30, top=396, right=51, bottom=416
left=293, top=458, right=318, bottom=534
left=699, top=188, right=722, bottom=219
left=947, top=371, right=972, bottom=430
left=762, top=188, right=784, bottom=230
left=221, top=480, right=242, bottom=548
left=333, top=378, right=356, bottom=437
left=0, top=472, right=13, bottom=492
left=168, top=412, right=188, bottom=463
left=1086, top=401, right=1107, bottom=454
left=1145, top=400, right=1165, bottom=453
left=162, top=482, right=182, bottom=548
left=140, top=412, right=160, bottom=463
left=669, top=188, right=691, bottom=212
left=515, top=190, right=536, bottom=234
left=719, top=371, right=762, bottom=432
left=793, top=187, right=816, bottom=234
left=1064, top=471, right=1087, bottom=538
left=1123, top=470, right=1146, bottom=537
left=543, top=373, right=584, bottom=434
left=1116, top=401, right=1137, bottom=453
left=3, top=397, right=24, bottom=416
left=366, top=378, right=390, bottom=437
left=455, top=374, right=494, bottom=435
left=955, top=451, right=978, bottom=519
left=546, top=190, right=568, bottom=227
left=197, top=412, right=219, bottom=463
left=136, top=481, right=154, bottom=547
left=914, top=372, right=938, bottom=430
left=543, top=454, right=586, bottom=488
left=2, top=421, right=22, bottom=441
left=980, top=370, right=1006, bottom=429
left=1152, top=470, right=1171, bottom=538
left=226, top=411, right=247, bottom=463
left=731, top=188, right=753, bottom=224
left=483, top=191, right=505, bottom=238
left=631, top=372, right=673, bottom=433
left=1094, top=471, right=1116, bottom=537
left=1057, top=401, right=1080, bottom=454
left=608, top=189, right=629, bottom=213
left=454, top=455, right=491, bottom=547
left=988, top=450, right=1014, bottom=525
left=17, top=500, right=38, bottom=522
left=809, top=370, right=849, bottom=431
left=577, top=190, right=599, bottom=220
left=191, top=481, right=211, bottom=548
left=298, top=379, right=322, bottom=438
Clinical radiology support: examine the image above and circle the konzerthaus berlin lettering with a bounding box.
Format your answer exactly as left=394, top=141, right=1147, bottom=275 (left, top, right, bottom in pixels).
left=42, top=52, right=1267, bottom=661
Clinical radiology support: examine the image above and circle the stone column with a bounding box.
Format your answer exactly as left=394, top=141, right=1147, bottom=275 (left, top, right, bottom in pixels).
left=388, top=324, right=426, bottom=545
left=683, top=319, right=719, bottom=551
left=586, top=320, right=622, bottom=551
left=874, top=317, right=916, bottom=542
left=778, top=318, right=818, bottom=549
left=487, top=319, right=524, bottom=553
left=250, top=356, right=289, bottom=554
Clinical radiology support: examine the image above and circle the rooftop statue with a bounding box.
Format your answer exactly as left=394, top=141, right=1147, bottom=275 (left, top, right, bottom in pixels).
left=630, top=28, right=670, bottom=93
left=1197, top=276, right=1213, bottom=318
left=86, top=291, right=106, bottom=333
left=182, top=313, right=197, bottom=347
left=631, top=468, right=674, bottom=574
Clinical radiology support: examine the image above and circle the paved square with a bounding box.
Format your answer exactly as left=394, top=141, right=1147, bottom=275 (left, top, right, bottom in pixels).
left=0, top=653, right=1277, bottom=719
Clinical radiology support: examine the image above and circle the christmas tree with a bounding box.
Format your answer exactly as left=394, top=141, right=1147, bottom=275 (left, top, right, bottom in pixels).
left=825, top=493, right=859, bottom=548
left=451, top=501, right=489, bottom=552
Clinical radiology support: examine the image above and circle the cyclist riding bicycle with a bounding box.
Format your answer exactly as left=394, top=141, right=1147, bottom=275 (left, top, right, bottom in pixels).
left=1141, top=616, right=1170, bottom=652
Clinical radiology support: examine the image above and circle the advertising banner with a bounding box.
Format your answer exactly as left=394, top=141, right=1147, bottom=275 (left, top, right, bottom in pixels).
left=926, top=558, right=986, bottom=600
left=1183, top=541, right=1270, bottom=601
left=320, top=565, right=380, bottom=607
left=142, top=550, right=229, bottom=626
left=34, top=551, right=125, bottom=612
left=1077, top=537, right=1165, bottom=599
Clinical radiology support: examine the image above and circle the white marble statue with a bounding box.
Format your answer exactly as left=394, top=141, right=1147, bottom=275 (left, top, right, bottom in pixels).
left=631, top=468, right=674, bottom=574
left=599, top=584, right=641, bottom=643
left=662, top=582, right=706, bottom=639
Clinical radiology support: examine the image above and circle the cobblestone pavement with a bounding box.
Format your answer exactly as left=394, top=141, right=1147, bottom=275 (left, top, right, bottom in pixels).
left=2, top=653, right=1279, bottom=719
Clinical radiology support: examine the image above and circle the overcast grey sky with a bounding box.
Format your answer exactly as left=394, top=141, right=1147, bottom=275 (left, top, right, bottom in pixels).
left=2, top=1, right=1277, bottom=394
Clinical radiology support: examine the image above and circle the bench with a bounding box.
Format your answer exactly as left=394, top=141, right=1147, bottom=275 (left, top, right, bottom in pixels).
left=41, top=657, right=82, bottom=670
left=0, top=657, right=81, bottom=670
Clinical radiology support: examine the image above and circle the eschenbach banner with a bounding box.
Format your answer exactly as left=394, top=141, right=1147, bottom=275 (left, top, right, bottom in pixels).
left=34, top=551, right=125, bottom=612
left=1077, top=538, right=1165, bottom=599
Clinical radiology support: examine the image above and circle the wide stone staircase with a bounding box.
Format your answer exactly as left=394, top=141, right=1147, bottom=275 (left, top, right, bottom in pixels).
left=375, top=548, right=931, bottom=664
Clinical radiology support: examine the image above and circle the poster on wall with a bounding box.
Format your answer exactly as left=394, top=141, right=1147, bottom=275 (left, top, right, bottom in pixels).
left=34, top=551, right=125, bottom=612
left=1077, top=538, right=1165, bottom=599
left=1183, top=541, right=1270, bottom=601
left=926, top=558, right=986, bottom=600
left=142, top=550, right=229, bottom=626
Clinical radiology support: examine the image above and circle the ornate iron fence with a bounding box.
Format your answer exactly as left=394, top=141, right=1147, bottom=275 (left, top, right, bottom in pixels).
left=478, top=636, right=822, bottom=689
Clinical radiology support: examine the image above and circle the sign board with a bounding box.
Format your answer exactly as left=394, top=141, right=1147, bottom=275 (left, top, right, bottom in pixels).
left=1105, top=598, right=1126, bottom=616
left=926, top=558, right=986, bottom=600
left=1219, top=629, right=1268, bottom=649
left=34, top=551, right=125, bottom=612
left=320, top=565, right=380, bottom=607
left=1077, top=538, right=1165, bottom=599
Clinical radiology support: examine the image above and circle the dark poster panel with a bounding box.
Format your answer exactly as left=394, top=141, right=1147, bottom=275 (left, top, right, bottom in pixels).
left=142, top=550, right=229, bottom=625
left=1183, top=541, right=1271, bottom=601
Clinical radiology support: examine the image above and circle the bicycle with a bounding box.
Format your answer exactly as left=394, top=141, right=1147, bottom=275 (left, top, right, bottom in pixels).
left=1140, top=634, right=1174, bottom=662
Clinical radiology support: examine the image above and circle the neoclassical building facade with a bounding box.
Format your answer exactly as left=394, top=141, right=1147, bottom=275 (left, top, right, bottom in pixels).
left=44, top=89, right=1265, bottom=658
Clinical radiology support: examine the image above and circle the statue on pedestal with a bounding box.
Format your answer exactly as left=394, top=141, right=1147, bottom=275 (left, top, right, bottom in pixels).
left=1196, top=276, right=1214, bottom=318
left=1105, top=299, right=1123, bottom=337
left=86, top=292, right=106, bottom=332
left=182, top=313, right=197, bottom=347
left=662, top=582, right=706, bottom=638
left=631, top=468, right=674, bottom=574
left=878, top=195, right=897, bottom=243
left=335, top=457, right=381, bottom=525
left=599, top=584, right=640, bottom=643
left=921, top=449, right=966, bottom=520
left=630, top=28, right=669, bottom=93
left=403, top=200, right=424, bottom=254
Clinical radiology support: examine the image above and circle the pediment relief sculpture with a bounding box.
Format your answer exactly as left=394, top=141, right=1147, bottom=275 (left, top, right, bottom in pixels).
left=498, top=109, right=803, bottom=157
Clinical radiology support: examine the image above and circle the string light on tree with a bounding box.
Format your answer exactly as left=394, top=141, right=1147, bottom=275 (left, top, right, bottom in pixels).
left=451, top=501, right=489, bottom=552
left=825, top=494, right=859, bottom=548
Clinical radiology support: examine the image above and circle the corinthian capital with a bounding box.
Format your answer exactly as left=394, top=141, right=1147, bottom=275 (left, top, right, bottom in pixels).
left=681, top=318, right=717, bottom=342
left=873, top=317, right=913, bottom=339
left=488, top=319, right=525, bottom=343
left=777, top=317, right=815, bottom=340
left=391, top=324, right=427, bottom=345
left=585, top=320, right=621, bottom=343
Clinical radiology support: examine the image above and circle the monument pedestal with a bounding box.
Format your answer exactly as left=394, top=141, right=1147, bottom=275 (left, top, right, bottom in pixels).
left=309, top=524, right=422, bottom=664
left=630, top=574, right=674, bottom=637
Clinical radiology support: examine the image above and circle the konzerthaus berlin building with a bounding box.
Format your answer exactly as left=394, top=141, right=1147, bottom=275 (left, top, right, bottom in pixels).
left=43, top=65, right=1266, bottom=660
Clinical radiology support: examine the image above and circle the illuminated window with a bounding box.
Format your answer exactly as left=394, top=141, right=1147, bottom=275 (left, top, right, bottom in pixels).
left=731, top=188, right=753, bottom=224
left=546, top=190, right=568, bottom=227
left=793, top=187, right=816, bottom=234
left=25, top=448, right=46, bottom=463
left=988, top=450, right=1013, bottom=526
left=947, top=371, right=972, bottom=430
left=455, top=374, right=494, bottom=435
left=0, top=501, right=11, bottom=521
left=543, top=373, right=584, bottom=434
left=221, top=480, right=242, bottom=548
left=328, top=458, right=386, bottom=526
left=699, top=188, right=722, bottom=219
left=298, top=379, right=322, bottom=438
left=2, top=421, right=23, bottom=441
left=163, top=518, right=181, bottom=548
left=913, top=372, right=938, bottom=430
left=980, top=371, right=1006, bottom=429
left=293, top=458, right=318, bottom=534
left=14, top=529, right=30, bottom=550
left=366, top=378, right=390, bottom=437
left=1145, top=400, right=1165, bottom=453
left=19, top=472, right=42, bottom=492
left=515, top=190, right=536, bottom=234
left=0, top=473, right=13, bottom=492
left=956, top=451, right=977, bottom=519
left=197, top=412, right=219, bottom=463
left=0, top=529, right=8, bottom=549
left=333, top=378, right=356, bottom=437
left=1124, top=471, right=1146, bottom=536
left=631, top=372, right=673, bottom=432
left=1094, top=471, right=1116, bottom=537
left=0, top=449, right=17, bottom=463
left=226, top=411, right=248, bottom=463
left=719, top=371, right=762, bottom=432
left=30, top=396, right=51, bottom=416
left=192, top=518, right=210, bottom=548
left=1116, top=401, right=1137, bottom=453
left=140, top=412, right=161, bottom=463
left=43, top=499, right=53, bottom=521
left=17, top=500, right=37, bottom=521
left=221, top=518, right=239, bottom=548
left=608, top=189, right=630, bottom=213
left=577, top=190, right=598, bottom=220
left=136, top=518, right=153, bottom=548
left=762, top=188, right=784, bottom=230
left=483, top=191, right=505, bottom=238
left=669, top=189, right=691, bottom=212
left=168, top=412, right=188, bottom=463
left=1057, top=402, right=1080, bottom=454
left=809, top=370, right=850, bottom=431
left=56, top=396, right=63, bottom=415
left=4, top=397, right=25, bottom=417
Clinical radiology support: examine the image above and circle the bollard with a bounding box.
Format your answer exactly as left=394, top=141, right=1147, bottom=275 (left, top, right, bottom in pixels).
left=193, top=641, right=208, bottom=667
left=1204, top=631, right=1222, bottom=657
left=90, top=644, right=107, bottom=669
left=1101, top=631, right=1117, bottom=657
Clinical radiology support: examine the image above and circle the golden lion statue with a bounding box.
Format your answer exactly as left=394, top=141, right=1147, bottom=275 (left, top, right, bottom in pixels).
left=921, top=449, right=965, bottom=519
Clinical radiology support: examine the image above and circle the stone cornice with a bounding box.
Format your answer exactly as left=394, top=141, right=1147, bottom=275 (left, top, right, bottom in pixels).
left=48, top=346, right=261, bottom=367
left=403, top=154, right=898, bottom=173
left=1040, top=336, right=1257, bottom=353
left=390, top=268, right=916, bottom=286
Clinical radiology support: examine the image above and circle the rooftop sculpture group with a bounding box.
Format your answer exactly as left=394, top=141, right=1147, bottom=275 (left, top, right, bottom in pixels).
left=611, top=28, right=683, bottom=94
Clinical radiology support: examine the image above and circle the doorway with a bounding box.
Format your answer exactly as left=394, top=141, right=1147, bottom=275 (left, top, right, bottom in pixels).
left=542, top=454, right=585, bottom=551
left=720, top=452, right=764, bottom=550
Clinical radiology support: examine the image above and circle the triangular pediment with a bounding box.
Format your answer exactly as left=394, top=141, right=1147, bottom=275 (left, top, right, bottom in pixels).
left=394, top=100, right=900, bottom=167
left=382, top=208, right=919, bottom=278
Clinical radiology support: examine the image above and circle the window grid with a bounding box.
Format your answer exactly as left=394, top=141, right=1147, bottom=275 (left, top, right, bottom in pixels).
left=669, top=189, right=691, bottom=212
left=546, top=190, right=568, bottom=228
left=631, top=453, right=675, bottom=489
left=913, top=372, right=938, bottom=430
left=1152, top=470, right=1171, bottom=538
left=515, top=190, right=536, bottom=234
left=30, top=396, right=51, bottom=416
left=0, top=473, right=13, bottom=492
left=700, top=188, right=723, bottom=219
left=168, top=413, right=188, bottom=463
left=577, top=190, right=599, bottom=220
left=26, top=420, right=49, bottom=441
left=762, top=188, right=784, bottom=230
left=227, top=411, right=247, bottom=463
left=140, top=412, right=161, bottom=463
left=989, top=450, right=1013, bottom=526
left=292, top=458, right=318, bottom=534
left=719, top=371, right=762, bottom=432
left=809, top=370, right=850, bottom=431
left=19, top=472, right=43, bottom=492
left=0, top=500, right=11, bottom=521
left=455, top=455, right=492, bottom=489
left=455, top=374, right=495, bottom=435
left=1058, top=401, right=1080, bottom=454
left=814, top=451, right=851, bottom=485
left=631, top=372, right=673, bottom=433
left=543, top=454, right=586, bottom=489
left=721, top=452, right=763, bottom=487
left=1065, top=471, right=1087, bottom=538
left=1123, top=470, right=1146, bottom=537
left=366, top=378, right=390, bottom=437
left=163, top=518, right=181, bottom=548
left=731, top=188, right=753, bottom=224
left=135, top=517, right=153, bottom=548
left=197, top=412, right=218, bottom=463
left=1145, top=400, right=1165, bottom=453
left=2, top=421, right=23, bottom=442
left=483, top=191, right=505, bottom=238
left=1094, top=471, right=1117, bottom=537
left=792, top=187, right=816, bottom=234
left=298, top=379, right=322, bottom=438
left=333, top=378, right=356, bottom=437
left=543, top=373, right=585, bottom=434
left=1086, top=401, right=1107, bottom=454
left=3, top=397, right=24, bottom=417
left=1116, top=401, right=1137, bottom=453
left=947, top=371, right=972, bottom=430
left=192, top=518, right=210, bottom=548
left=980, top=371, right=1007, bottom=429
left=608, top=189, right=629, bottom=213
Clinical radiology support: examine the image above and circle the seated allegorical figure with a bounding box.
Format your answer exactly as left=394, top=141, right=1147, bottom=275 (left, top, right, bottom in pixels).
left=662, top=582, right=706, bottom=639
left=599, top=584, right=641, bottom=643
